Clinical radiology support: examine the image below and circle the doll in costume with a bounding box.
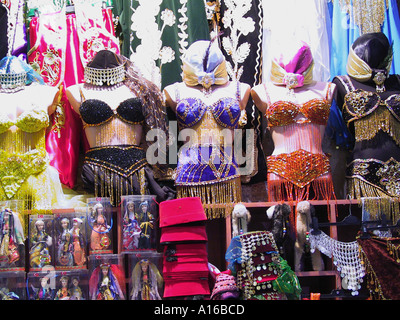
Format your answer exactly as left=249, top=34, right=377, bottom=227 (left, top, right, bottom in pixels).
left=70, top=217, right=86, bottom=266
left=130, top=259, right=163, bottom=300
left=33, top=276, right=55, bottom=300
left=252, top=40, right=336, bottom=203
left=70, top=276, right=85, bottom=300
left=89, top=203, right=111, bottom=253
left=122, top=200, right=141, bottom=251
left=56, top=218, right=73, bottom=267
left=0, top=207, right=25, bottom=267
left=66, top=50, right=174, bottom=206
left=333, top=32, right=400, bottom=201
left=54, top=276, right=71, bottom=300
left=164, top=39, right=251, bottom=218
left=29, top=219, right=52, bottom=269
left=136, top=201, right=154, bottom=249
left=90, top=263, right=125, bottom=300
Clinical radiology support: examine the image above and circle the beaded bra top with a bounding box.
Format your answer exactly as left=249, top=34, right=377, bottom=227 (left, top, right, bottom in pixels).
left=0, top=109, right=49, bottom=134
left=175, top=82, right=242, bottom=130
left=336, top=75, right=400, bottom=125
left=264, top=83, right=332, bottom=127
left=79, top=96, right=145, bottom=128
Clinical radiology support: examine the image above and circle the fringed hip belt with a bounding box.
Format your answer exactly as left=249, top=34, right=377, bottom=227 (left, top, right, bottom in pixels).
left=346, top=157, right=400, bottom=198
left=83, top=145, right=149, bottom=205
left=266, top=149, right=334, bottom=202
left=175, top=145, right=239, bottom=185
left=84, top=145, right=148, bottom=178
left=175, top=145, right=241, bottom=219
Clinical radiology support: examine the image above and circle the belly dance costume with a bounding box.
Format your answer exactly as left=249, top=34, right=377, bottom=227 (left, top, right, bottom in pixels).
left=334, top=74, right=400, bottom=199
left=175, top=82, right=243, bottom=219
left=80, top=93, right=151, bottom=206
left=264, top=82, right=335, bottom=202
left=0, top=107, right=65, bottom=212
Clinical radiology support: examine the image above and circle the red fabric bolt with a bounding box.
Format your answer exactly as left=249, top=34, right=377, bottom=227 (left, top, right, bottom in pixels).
left=159, top=197, right=207, bottom=227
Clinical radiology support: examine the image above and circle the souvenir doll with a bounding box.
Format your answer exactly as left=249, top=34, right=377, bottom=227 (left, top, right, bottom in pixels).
left=54, top=275, right=71, bottom=300
left=252, top=40, right=336, bottom=203
left=70, top=276, right=85, bottom=300
left=163, top=39, right=251, bottom=218
left=136, top=201, right=154, bottom=249
left=70, top=217, right=87, bottom=266
left=89, top=202, right=112, bottom=254
left=29, top=219, right=52, bottom=269
left=122, top=200, right=141, bottom=251
left=56, top=218, right=73, bottom=267
left=33, top=276, right=55, bottom=300
left=130, top=259, right=163, bottom=300
left=89, top=263, right=125, bottom=300
left=0, top=207, right=25, bottom=267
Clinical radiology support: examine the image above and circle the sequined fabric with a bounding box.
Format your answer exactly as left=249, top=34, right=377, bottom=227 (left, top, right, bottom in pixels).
left=264, top=83, right=332, bottom=127
left=175, top=82, right=241, bottom=130
left=79, top=97, right=145, bottom=127
left=225, top=231, right=286, bottom=300
left=347, top=157, right=400, bottom=198
left=84, top=145, right=147, bottom=177
left=267, top=149, right=331, bottom=188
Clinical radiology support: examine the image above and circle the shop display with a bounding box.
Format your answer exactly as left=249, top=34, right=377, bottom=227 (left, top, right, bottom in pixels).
left=2, top=0, right=400, bottom=302
left=28, top=215, right=54, bottom=271
left=163, top=39, right=250, bottom=218
left=54, top=212, right=87, bottom=270
left=121, top=195, right=157, bottom=252
left=252, top=41, right=336, bottom=203
left=333, top=32, right=400, bottom=199
left=128, top=251, right=163, bottom=300
left=87, top=198, right=113, bottom=255
left=88, top=254, right=126, bottom=300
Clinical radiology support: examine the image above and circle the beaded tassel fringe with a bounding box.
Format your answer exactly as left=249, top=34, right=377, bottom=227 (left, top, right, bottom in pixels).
left=176, top=177, right=242, bottom=219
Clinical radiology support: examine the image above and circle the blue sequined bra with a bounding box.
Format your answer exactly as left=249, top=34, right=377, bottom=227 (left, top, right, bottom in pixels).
left=175, top=82, right=242, bottom=130
left=79, top=91, right=145, bottom=127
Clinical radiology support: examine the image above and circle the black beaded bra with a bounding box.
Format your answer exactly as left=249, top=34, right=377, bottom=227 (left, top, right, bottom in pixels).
left=79, top=97, right=145, bottom=127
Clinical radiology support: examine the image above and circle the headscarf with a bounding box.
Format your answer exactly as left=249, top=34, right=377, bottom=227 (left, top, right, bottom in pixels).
left=270, top=41, right=314, bottom=90
left=346, top=32, right=393, bottom=92
left=0, top=55, right=44, bottom=90
left=182, top=40, right=229, bottom=89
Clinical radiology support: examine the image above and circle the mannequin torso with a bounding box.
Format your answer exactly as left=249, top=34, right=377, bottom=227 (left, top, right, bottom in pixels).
left=252, top=81, right=335, bottom=155
left=67, top=84, right=143, bottom=147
